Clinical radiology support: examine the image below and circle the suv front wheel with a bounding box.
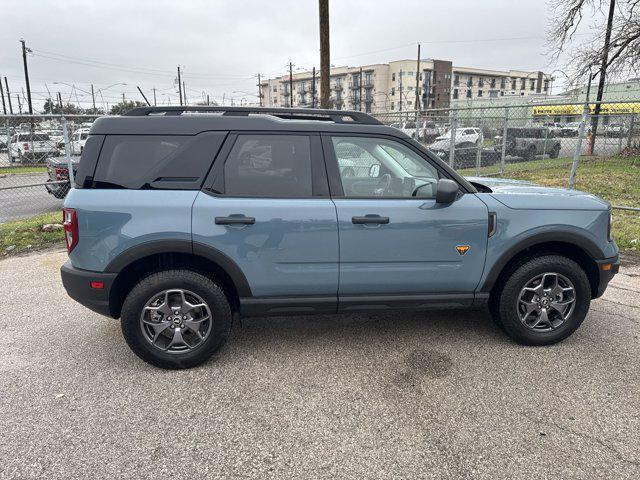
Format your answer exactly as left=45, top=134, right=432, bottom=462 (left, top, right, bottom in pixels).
left=492, top=255, right=591, bottom=345
left=121, top=270, right=232, bottom=369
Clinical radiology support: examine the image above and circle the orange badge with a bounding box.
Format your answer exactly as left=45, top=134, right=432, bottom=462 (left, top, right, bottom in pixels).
left=456, top=245, right=470, bottom=256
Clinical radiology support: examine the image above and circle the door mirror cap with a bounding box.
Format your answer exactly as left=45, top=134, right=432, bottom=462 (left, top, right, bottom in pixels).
left=436, top=179, right=459, bottom=204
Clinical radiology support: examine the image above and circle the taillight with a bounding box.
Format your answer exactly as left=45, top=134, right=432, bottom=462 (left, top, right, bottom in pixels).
left=23, top=142, right=29, bottom=151
left=55, top=167, right=68, bottom=180
left=63, top=208, right=78, bottom=253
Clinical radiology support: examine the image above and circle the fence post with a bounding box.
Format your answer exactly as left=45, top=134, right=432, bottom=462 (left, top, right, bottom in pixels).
left=569, top=102, right=589, bottom=190
left=5, top=119, right=10, bottom=164
left=61, top=117, right=75, bottom=188
left=500, top=106, right=509, bottom=174
left=449, top=110, right=457, bottom=168
left=627, top=113, right=635, bottom=149
left=475, top=129, right=483, bottom=176
left=414, top=110, right=420, bottom=141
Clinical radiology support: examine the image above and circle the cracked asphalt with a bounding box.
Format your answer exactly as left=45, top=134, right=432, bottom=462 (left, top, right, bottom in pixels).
left=0, top=248, right=638, bottom=479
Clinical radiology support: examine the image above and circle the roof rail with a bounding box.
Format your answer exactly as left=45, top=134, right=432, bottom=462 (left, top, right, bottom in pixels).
left=123, top=106, right=382, bottom=125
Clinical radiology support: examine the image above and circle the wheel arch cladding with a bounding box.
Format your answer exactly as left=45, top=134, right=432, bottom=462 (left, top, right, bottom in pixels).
left=482, top=235, right=602, bottom=299
left=106, top=240, right=251, bottom=318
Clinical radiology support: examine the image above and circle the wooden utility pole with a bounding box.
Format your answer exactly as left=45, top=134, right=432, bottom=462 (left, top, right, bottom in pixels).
left=399, top=69, right=403, bottom=112
left=177, top=66, right=183, bottom=106
left=311, top=67, right=316, bottom=108
left=5, top=78, right=13, bottom=114
left=153, top=87, right=157, bottom=106
left=257, top=73, right=263, bottom=107
left=589, top=0, right=616, bottom=154
left=20, top=40, right=33, bottom=114
left=289, top=62, right=294, bottom=107
left=183, top=81, right=187, bottom=105
left=0, top=78, right=6, bottom=114
left=319, top=0, right=330, bottom=108
left=91, top=84, right=96, bottom=110
left=414, top=44, right=421, bottom=111
left=359, top=67, right=363, bottom=111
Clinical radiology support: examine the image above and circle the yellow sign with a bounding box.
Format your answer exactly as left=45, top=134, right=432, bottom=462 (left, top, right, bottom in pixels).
left=533, top=102, right=640, bottom=116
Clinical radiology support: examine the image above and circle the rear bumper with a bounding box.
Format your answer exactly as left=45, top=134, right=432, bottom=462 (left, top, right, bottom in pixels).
left=594, top=255, right=620, bottom=298
left=60, top=260, right=117, bottom=317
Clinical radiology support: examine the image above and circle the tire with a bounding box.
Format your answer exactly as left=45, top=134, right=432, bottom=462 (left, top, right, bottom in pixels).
left=491, top=255, right=591, bottom=346
left=523, top=145, right=537, bottom=161
left=549, top=144, right=561, bottom=159
left=121, top=269, right=232, bottom=369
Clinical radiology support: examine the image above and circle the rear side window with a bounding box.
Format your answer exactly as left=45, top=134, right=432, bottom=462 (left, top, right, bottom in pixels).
left=223, top=135, right=312, bottom=197
left=92, top=132, right=226, bottom=189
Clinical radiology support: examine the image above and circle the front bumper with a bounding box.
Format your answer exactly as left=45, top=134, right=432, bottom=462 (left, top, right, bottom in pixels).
left=594, top=255, right=620, bottom=298
left=61, top=260, right=117, bottom=317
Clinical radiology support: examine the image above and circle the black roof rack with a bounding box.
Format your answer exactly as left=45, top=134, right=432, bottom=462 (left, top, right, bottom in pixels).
left=123, top=106, right=382, bottom=125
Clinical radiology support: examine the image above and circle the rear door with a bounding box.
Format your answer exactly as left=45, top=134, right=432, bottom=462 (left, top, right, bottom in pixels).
left=192, top=132, right=339, bottom=311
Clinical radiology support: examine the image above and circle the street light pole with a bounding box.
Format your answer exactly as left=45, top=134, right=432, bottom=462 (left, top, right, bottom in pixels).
left=20, top=39, right=33, bottom=114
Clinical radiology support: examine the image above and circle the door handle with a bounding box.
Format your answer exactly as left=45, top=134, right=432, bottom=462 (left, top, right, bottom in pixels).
left=352, top=215, right=390, bottom=225
left=215, top=215, right=255, bottom=225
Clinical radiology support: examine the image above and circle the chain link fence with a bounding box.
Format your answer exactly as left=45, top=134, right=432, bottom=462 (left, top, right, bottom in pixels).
left=0, top=115, right=99, bottom=222
left=1, top=102, right=639, bottom=224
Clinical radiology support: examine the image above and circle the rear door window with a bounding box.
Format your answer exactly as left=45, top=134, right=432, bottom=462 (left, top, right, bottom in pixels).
left=223, top=135, right=313, bottom=197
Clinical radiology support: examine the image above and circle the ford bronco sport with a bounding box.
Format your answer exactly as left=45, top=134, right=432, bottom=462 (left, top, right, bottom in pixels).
left=60, top=106, right=619, bottom=369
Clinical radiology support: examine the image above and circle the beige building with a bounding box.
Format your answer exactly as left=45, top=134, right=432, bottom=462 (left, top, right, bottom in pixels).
left=260, top=59, right=552, bottom=113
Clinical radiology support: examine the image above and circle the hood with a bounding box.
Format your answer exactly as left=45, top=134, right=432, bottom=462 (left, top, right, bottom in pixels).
left=466, top=176, right=610, bottom=211
left=429, top=138, right=452, bottom=150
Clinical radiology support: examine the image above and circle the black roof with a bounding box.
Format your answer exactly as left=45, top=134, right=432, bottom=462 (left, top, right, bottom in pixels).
left=89, top=106, right=399, bottom=136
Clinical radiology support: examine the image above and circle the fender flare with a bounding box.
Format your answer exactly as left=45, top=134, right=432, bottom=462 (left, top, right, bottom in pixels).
left=104, top=239, right=252, bottom=297
left=479, top=228, right=604, bottom=293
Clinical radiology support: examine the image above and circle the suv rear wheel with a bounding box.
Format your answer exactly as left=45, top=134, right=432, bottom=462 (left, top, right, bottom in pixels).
left=121, top=269, right=232, bottom=369
left=491, top=255, right=591, bottom=345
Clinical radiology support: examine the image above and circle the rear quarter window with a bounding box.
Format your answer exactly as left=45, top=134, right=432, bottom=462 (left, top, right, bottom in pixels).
left=92, top=132, right=226, bottom=189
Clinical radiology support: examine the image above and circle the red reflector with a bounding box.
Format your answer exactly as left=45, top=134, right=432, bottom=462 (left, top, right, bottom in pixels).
left=90, top=281, right=104, bottom=289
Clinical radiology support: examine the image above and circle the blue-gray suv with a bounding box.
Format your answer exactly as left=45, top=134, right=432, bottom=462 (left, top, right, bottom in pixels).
left=60, top=106, right=619, bottom=369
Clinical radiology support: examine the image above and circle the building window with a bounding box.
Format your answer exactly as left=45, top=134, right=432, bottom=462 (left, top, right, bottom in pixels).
left=453, top=89, right=459, bottom=99
left=511, top=79, right=517, bottom=90
left=500, top=78, right=506, bottom=89
left=272, top=86, right=277, bottom=92
left=392, top=73, right=396, bottom=81
left=479, top=78, right=484, bottom=87
left=408, top=71, right=414, bottom=77
left=490, top=78, right=496, bottom=88
left=530, top=79, right=535, bottom=90
left=467, top=76, right=473, bottom=87
left=391, top=87, right=395, bottom=96
left=466, top=89, right=472, bottom=98
left=454, top=74, right=459, bottom=86
left=365, top=72, right=373, bottom=85
left=478, top=90, right=483, bottom=97
left=544, top=79, right=549, bottom=91
left=520, top=78, right=525, bottom=89
left=390, top=102, right=395, bottom=110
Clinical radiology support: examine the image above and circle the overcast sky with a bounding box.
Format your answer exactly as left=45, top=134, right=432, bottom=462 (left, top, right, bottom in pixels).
left=0, top=0, right=595, bottom=111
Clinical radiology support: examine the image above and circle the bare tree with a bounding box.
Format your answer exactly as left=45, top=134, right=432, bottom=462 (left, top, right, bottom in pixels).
left=549, top=0, right=640, bottom=152
left=549, top=0, right=640, bottom=85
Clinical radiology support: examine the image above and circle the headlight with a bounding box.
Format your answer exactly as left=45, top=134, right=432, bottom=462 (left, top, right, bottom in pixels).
left=608, top=210, right=613, bottom=242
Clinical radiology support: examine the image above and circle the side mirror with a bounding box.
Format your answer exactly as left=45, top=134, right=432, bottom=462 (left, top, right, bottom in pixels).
left=369, top=164, right=380, bottom=177
left=436, top=179, right=459, bottom=204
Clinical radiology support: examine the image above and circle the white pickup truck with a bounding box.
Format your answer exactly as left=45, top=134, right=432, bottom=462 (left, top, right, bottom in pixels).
left=9, top=132, right=60, bottom=163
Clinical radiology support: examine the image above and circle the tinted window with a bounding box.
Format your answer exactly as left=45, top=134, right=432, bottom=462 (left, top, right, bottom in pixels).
left=93, top=132, right=225, bottom=189
left=224, top=135, right=312, bottom=197
left=331, top=136, right=440, bottom=198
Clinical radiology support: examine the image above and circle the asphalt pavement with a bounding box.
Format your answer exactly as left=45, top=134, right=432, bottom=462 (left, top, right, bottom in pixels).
left=0, top=248, right=638, bottom=479
left=0, top=172, right=62, bottom=222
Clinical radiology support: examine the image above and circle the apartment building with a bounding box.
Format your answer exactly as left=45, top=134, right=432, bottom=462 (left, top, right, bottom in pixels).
left=260, top=59, right=552, bottom=112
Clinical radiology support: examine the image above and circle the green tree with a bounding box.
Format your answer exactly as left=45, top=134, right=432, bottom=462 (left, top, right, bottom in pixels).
left=110, top=100, right=146, bottom=115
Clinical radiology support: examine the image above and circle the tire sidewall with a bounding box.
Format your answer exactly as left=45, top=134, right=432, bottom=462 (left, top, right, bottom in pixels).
left=498, top=256, right=591, bottom=345
left=121, top=270, right=232, bottom=369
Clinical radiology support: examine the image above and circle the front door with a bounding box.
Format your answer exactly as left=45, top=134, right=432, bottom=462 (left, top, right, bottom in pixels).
left=323, top=134, right=488, bottom=303
left=192, top=133, right=339, bottom=311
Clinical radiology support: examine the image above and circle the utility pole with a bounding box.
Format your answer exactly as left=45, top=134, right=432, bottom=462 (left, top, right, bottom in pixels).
left=257, top=73, right=263, bottom=107
left=359, top=67, right=363, bottom=112
left=183, top=81, right=187, bottom=105
left=399, top=69, right=403, bottom=112
left=319, top=0, right=330, bottom=108
left=311, top=67, right=316, bottom=108
left=177, top=66, right=183, bottom=106
left=16, top=94, right=22, bottom=114
left=207, top=94, right=210, bottom=106
left=0, top=78, right=6, bottom=114
left=122, top=92, right=125, bottom=103
left=5, top=78, right=13, bottom=114
left=589, top=0, right=616, bottom=155
left=91, top=84, right=96, bottom=110
left=57, top=92, right=63, bottom=110
left=153, top=87, right=157, bottom=106
left=414, top=44, right=421, bottom=111
left=289, top=62, right=294, bottom=108
left=20, top=40, right=33, bottom=114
